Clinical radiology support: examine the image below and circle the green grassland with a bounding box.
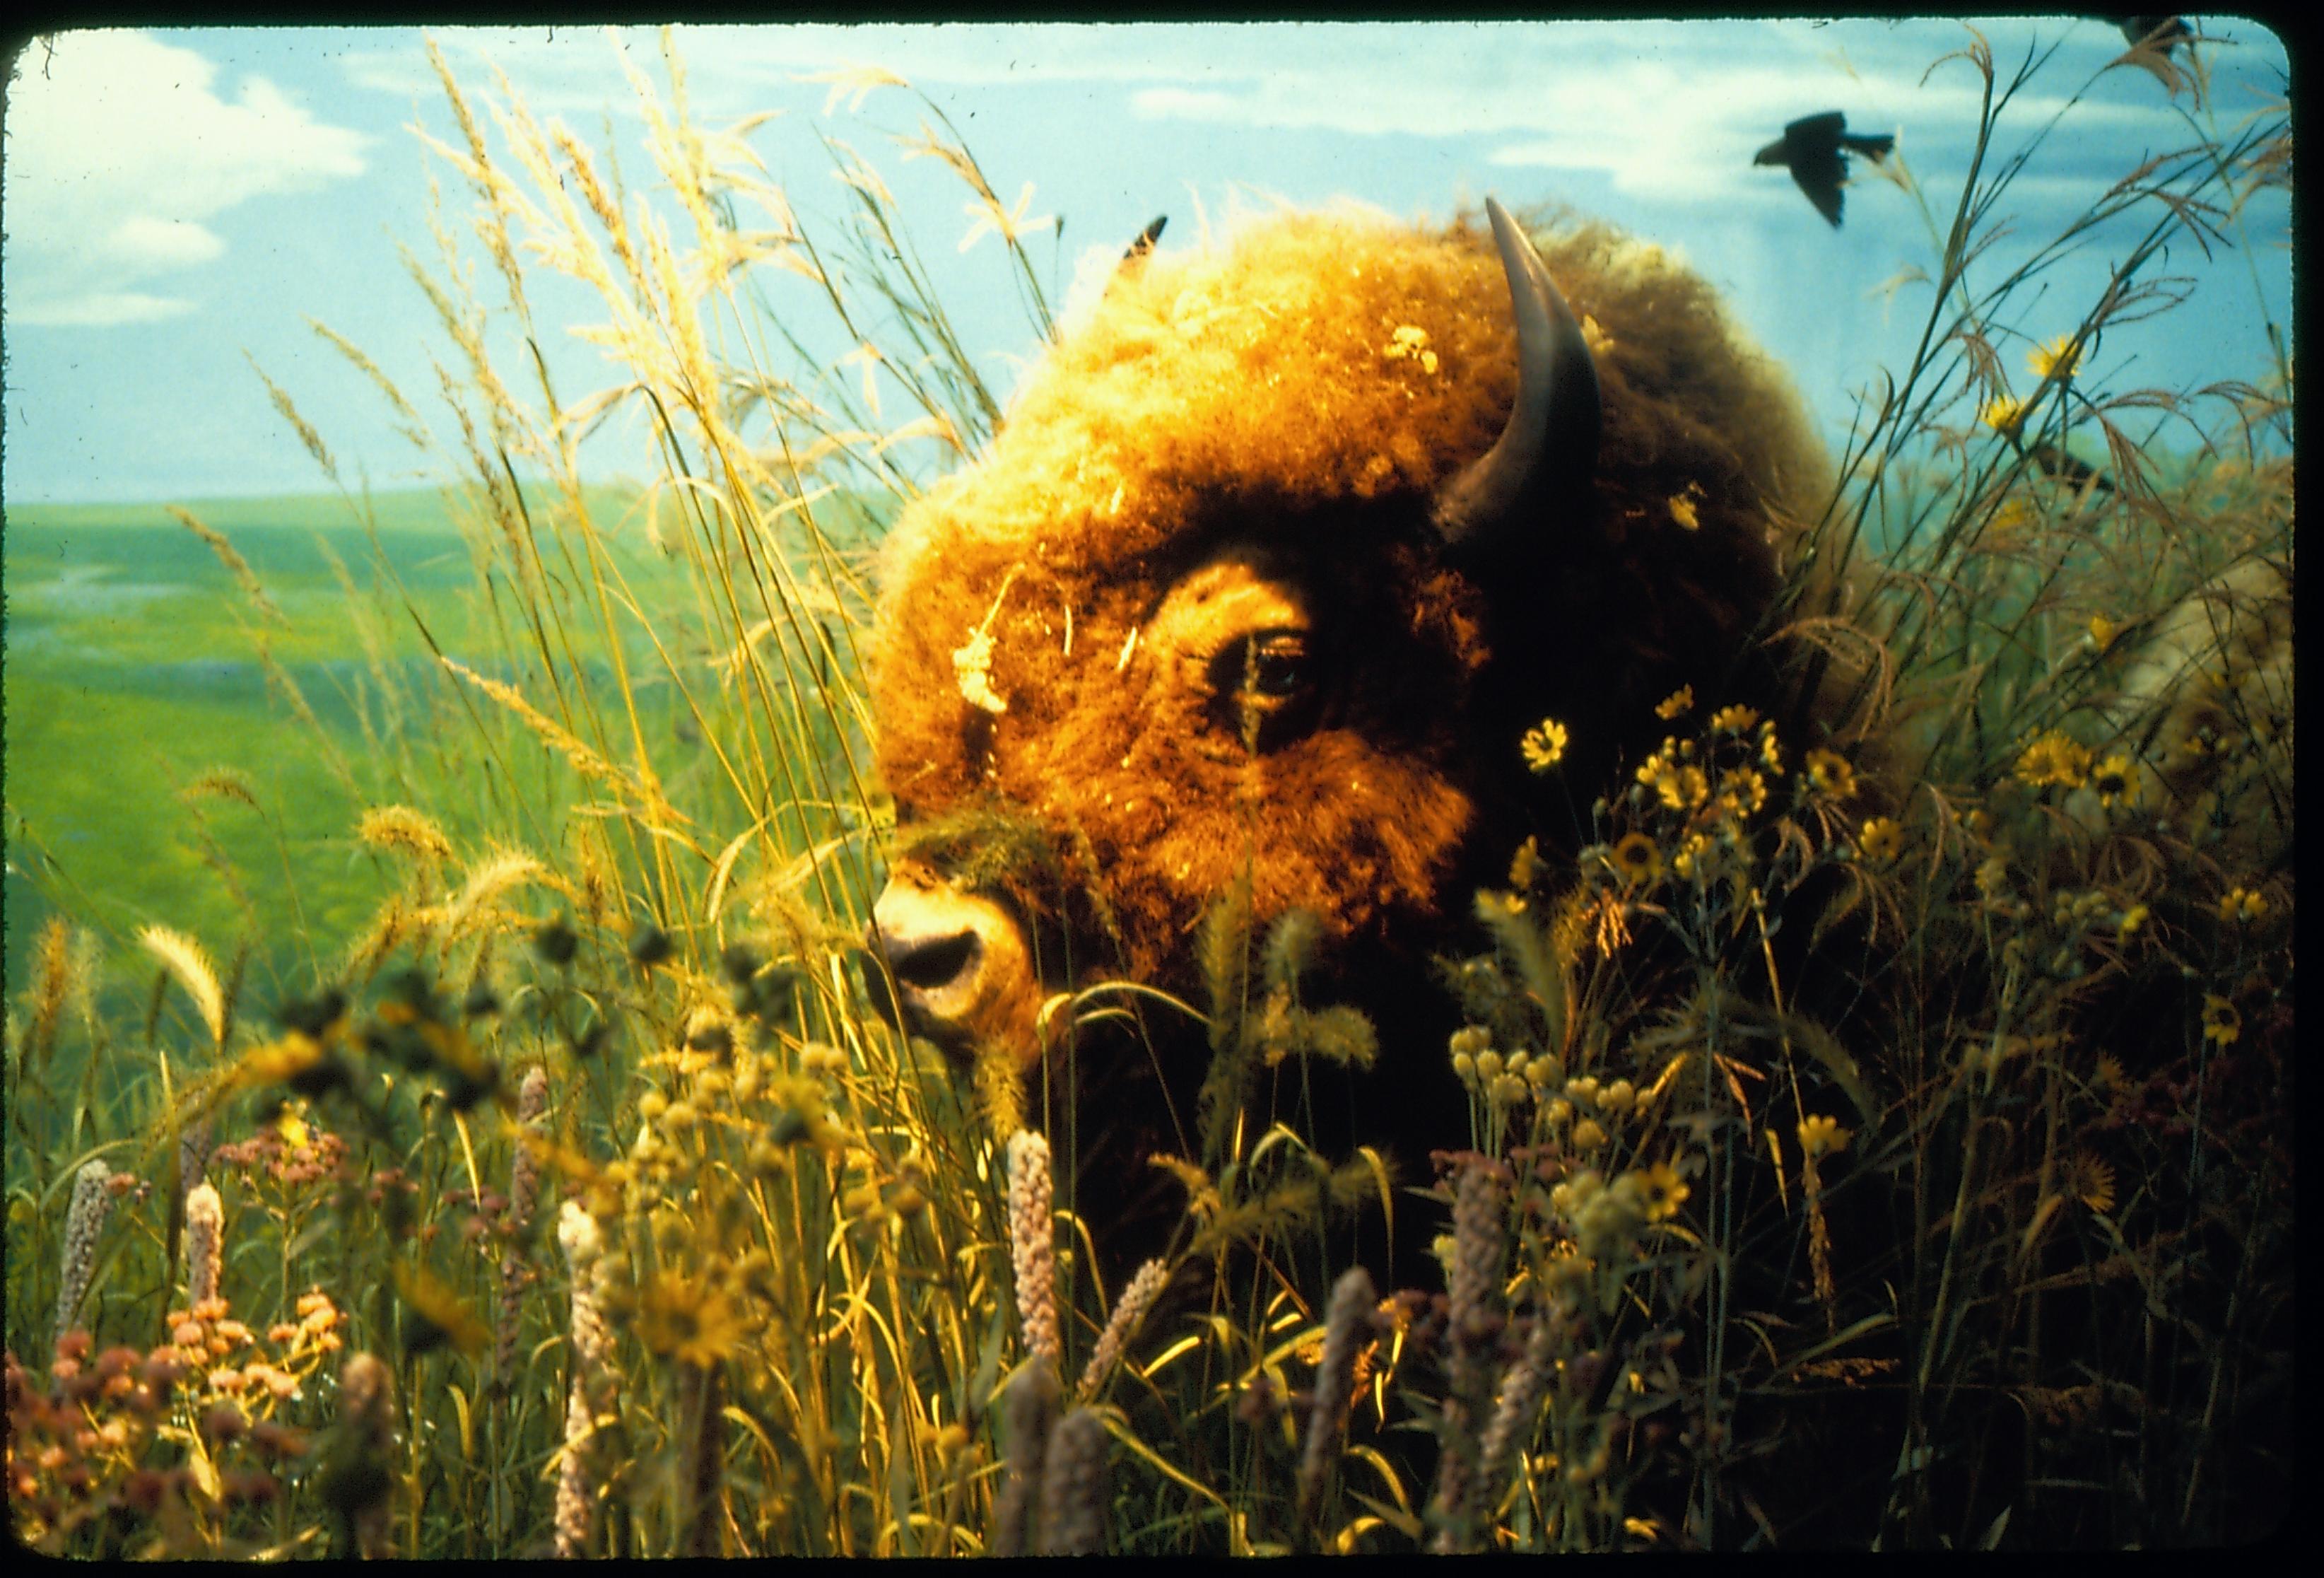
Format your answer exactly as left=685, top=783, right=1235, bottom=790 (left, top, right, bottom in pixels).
left=1, top=486, right=699, bottom=1013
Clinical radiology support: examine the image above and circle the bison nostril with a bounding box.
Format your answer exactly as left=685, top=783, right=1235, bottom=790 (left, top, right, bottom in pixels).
left=883, top=930, right=983, bottom=994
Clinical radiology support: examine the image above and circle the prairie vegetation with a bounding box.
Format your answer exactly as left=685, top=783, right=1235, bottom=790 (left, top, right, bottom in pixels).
left=6, top=26, right=2289, bottom=1553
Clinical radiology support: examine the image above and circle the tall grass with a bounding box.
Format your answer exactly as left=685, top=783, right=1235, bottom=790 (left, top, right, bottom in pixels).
left=5, top=23, right=2290, bottom=1553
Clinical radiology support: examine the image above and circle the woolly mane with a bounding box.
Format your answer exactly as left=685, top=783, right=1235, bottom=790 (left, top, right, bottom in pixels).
left=870, top=204, right=1832, bottom=1000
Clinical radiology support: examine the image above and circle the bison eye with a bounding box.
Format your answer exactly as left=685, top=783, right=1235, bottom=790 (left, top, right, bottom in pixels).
left=1212, top=628, right=1316, bottom=749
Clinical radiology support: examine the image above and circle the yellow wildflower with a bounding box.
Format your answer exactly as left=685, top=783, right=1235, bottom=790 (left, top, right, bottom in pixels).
left=1571, top=1118, right=1608, bottom=1151
left=2218, top=887, right=2268, bottom=924
left=2029, top=334, right=2082, bottom=383
left=2089, top=753, right=2140, bottom=810
left=1667, top=491, right=1701, bottom=531
left=2066, top=1150, right=2115, bottom=1214
left=2200, top=994, right=2241, bottom=1046
left=2117, top=904, right=2149, bottom=940
left=1648, top=762, right=1710, bottom=813
left=1719, top=768, right=1769, bottom=818
left=2014, top=731, right=2093, bottom=790
left=2087, top=612, right=2118, bottom=652
left=1759, top=723, right=1783, bottom=776
left=1672, top=831, right=1714, bottom=880
left=1638, top=1161, right=1690, bottom=1222
left=392, top=1261, right=488, bottom=1357
left=1858, top=816, right=1904, bottom=864
left=1656, top=685, right=1695, bottom=720
left=1509, top=836, right=1543, bottom=890
left=1985, top=496, right=2036, bottom=547
left=2093, top=1053, right=2128, bottom=1093
left=1609, top=832, right=1662, bottom=887
left=1980, top=394, right=2029, bottom=433
left=1710, top=703, right=1759, bottom=734
left=1796, top=1114, right=1851, bottom=1159
left=1805, top=748, right=1857, bottom=799
left=1521, top=718, right=1570, bottom=773
left=639, top=1272, right=745, bottom=1369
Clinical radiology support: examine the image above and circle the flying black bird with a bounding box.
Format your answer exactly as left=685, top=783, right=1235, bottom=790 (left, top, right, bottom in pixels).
left=1755, top=112, right=1896, bottom=228
left=2107, top=16, right=2193, bottom=56
left=2026, top=439, right=2115, bottom=493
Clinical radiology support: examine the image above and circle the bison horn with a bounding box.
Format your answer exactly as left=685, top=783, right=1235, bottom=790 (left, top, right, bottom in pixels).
left=1431, top=197, right=1602, bottom=551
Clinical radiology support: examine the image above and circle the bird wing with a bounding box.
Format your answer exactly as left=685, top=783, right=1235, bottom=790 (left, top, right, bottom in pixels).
left=1790, top=150, right=1848, bottom=228
left=1785, top=110, right=1848, bottom=144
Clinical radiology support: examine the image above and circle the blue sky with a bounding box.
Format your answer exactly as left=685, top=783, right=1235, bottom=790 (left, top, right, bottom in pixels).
left=1, top=18, right=2291, bottom=505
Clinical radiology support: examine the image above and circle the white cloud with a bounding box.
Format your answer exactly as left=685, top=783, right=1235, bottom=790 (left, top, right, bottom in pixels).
left=107, top=216, right=228, bottom=269
left=20, top=290, right=193, bottom=328
left=4, top=29, right=372, bottom=328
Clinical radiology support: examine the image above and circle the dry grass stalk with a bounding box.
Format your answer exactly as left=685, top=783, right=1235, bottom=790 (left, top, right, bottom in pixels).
left=497, top=1065, right=550, bottom=1381
left=989, top=1357, right=1060, bottom=1558
left=1076, top=1256, right=1169, bottom=1402
left=1296, top=1265, right=1378, bottom=1524
left=137, top=924, right=227, bottom=1051
left=1005, top=1130, right=1061, bottom=1369
left=556, top=1200, right=615, bottom=1559
left=51, top=1159, right=115, bottom=1353
left=184, top=1181, right=224, bottom=1309
left=168, top=507, right=288, bottom=626
left=338, top=1352, right=401, bottom=1558
left=1039, top=1406, right=1110, bottom=1555
left=358, top=805, right=457, bottom=867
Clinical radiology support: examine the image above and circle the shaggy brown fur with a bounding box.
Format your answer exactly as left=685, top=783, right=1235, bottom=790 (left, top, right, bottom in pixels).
left=872, top=206, right=1831, bottom=1018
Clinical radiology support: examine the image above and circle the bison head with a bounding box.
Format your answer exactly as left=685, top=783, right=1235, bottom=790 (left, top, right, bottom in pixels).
left=867, top=199, right=1827, bottom=1081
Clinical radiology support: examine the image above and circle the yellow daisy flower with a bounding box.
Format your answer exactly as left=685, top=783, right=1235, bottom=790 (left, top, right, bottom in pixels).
left=1980, top=394, right=2029, bottom=433
left=1985, top=496, right=2036, bottom=547
left=1805, top=748, right=1857, bottom=799
left=2117, top=903, right=2150, bottom=940
left=2066, top=1150, right=2115, bottom=1214
left=1797, top=1114, right=1851, bottom=1159
left=1638, top=1161, right=1691, bottom=1222
left=1710, top=703, right=1760, bottom=734
left=392, top=1261, right=488, bottom=1357
left=1858, top=815, right=1904, bottom=863
left=639, top=1271, right=746, bottom=1369
left=1656, top=684, right=1695, bottom=720
left=2200, top=994, right=2241, bottom=1046
left=1609, top=832, right=1663, bottom=887
left=2029, top=334, right=2083, bottom=383
left=1648, top=763, right=1710, bottom=813
left=2218, top=887, right=2268, bottom=924
left=1759, top=724, right=1783, bottom=776
left=2014, top=731, right=2093, bottom=790
left=2089, top=753, right=2140, bottom=810
left=1521, top=718, right=1570, bottom=773
left=1720, top=768, right=1769, bottom=817
left=1672, top=831, right=1714, bottom=879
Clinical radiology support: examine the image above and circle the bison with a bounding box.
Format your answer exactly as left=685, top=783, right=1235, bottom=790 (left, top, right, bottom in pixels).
left=864, top=198, right=1838, bottom=1243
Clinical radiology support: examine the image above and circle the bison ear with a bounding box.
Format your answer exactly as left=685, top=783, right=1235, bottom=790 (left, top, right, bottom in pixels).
left=1430, top=197, right=1602, bottom=554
